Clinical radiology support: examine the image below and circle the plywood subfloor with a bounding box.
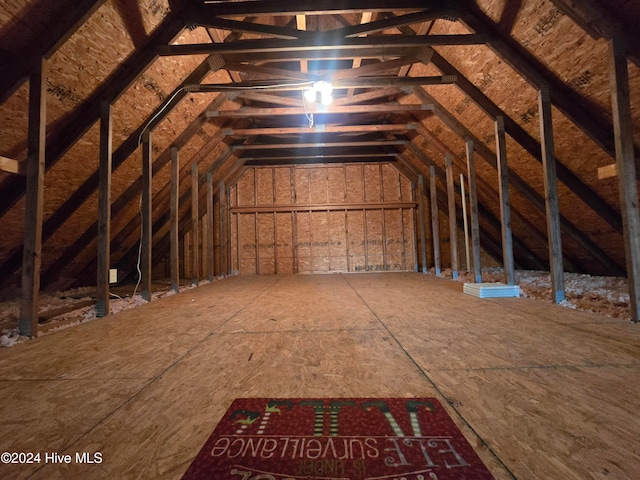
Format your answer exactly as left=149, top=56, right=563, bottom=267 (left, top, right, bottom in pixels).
left=0, top=273, right=639, bottom=479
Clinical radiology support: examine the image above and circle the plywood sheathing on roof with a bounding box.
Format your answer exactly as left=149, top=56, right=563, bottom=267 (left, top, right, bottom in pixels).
left=478, top=0, right=640, bottom=145
left=492, top=0, right=640, bottom=178
left=0, top=82, right=29, bottom=162
left=0, top=1, right=197, bottom=281
left=0, top=0, right=57, bottom=49
left=416, top=7, right=631, bottom=272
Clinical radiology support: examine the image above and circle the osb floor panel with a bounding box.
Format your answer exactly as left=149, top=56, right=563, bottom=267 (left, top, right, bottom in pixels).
left=0, top=273, right=639, bottom=480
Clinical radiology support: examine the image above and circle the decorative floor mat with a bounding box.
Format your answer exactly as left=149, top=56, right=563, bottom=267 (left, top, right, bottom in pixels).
left=181, top=397, right=494, bottom=480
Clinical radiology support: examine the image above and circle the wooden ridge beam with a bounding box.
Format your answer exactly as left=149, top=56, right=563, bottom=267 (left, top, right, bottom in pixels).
left=237, top=146, right=396, bottom=159
left=235, top=128, right=391, bottom=143
left=234, top=92, right=303, bottom=107
left=332, top=57, right=426, bottom=80
left=331, top=88, right=408, bottom=106
left=240, top=151, right=396, bottom=160
left=223, top=63, right=316, bottom=81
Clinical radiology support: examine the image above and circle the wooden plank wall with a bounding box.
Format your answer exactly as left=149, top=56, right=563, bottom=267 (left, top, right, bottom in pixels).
left=229, top=164, right=416, bottom=274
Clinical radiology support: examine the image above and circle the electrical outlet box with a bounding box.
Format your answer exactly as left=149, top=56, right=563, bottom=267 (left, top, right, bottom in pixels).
left=109, top=269, right=118, bottom=284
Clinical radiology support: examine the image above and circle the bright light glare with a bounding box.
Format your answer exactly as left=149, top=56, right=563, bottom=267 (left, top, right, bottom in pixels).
left=304, top=88, right=317, bottom=103
left=320, top=92, right=333, bottom=105
left=305, top=81, right=333, bottom=105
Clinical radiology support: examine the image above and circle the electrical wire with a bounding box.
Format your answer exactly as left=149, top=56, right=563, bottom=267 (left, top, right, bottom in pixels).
left=301, top=89, right=314, bottom=128
left=132, top=79, right=318, bottom=295
left=132, top=195, right=143, bottom=298
left=137, top=86, right=187, bottom=146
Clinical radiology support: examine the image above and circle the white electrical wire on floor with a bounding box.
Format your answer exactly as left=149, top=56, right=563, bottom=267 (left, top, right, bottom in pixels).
left=132, top=194, right=143, bottom=298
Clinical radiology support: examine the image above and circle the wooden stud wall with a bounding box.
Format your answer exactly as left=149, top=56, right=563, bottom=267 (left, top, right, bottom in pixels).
left=229, top=164, right=416, bottom=275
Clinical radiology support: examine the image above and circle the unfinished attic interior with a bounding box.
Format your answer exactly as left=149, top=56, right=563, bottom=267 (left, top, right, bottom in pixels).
left=1, top=0, right=640, bottom=478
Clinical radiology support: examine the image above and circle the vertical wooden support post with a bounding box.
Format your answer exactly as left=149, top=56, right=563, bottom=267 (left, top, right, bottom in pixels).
left=226, top=186, right=232, bottom=275
left=207, top=173, right=214, bottom=281
left=445, top=154, right=459, bottom=279
left=290, top=168, right=299, bottom=273
left=417, top=175, right=428, bottom=273
left=19, top=58, right=47, bottom=337
left=429, top=165, right=441, bottom=275
left=609, top=37, right=640, bottom=322
left=466, top=140, right=482, bottom=283
left=96, top=101, right=112, bottom=318
left=538, top=85, right=565, bottom=303
left=141, top=130, right=153, bottom=301
left=215, top=191, right=222, bottom=277
left=411, top=191, right=418, bottom=272
left=460, top=173, right=471, bottom=273
left=170, top=147, right=180, bottom=292
left=495, top=116, right=516, bottom=285
left=219, top=181, right=227, bottom=277
left=191, top=162, right=199, bottom=285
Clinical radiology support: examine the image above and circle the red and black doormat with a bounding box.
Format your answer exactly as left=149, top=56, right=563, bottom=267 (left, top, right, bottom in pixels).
left=181, top=397, right=494, bottom=480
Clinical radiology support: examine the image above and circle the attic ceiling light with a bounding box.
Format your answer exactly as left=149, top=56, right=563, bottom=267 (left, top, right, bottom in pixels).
left=304, top=80, right=333, bottom=105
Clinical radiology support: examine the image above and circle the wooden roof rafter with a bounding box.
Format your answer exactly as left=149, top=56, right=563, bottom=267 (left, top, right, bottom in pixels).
left=397, top=151, right=542, bottom=270
left=549, top=0, right=640, bottom=67
left=414, top=87, right=625, bottom=276
left=400, top=120, right=582, bottom=273
left=0, top=9, right=188, bottom=218
left=426, top=48, right=623, bottom=234
left=39, top=95, right=233, bottom=289
left=460, top=4, right=640, bottom=164
left=1, top=57, right=227, bottom=284
left=0, top=0, right=107, bottom=104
